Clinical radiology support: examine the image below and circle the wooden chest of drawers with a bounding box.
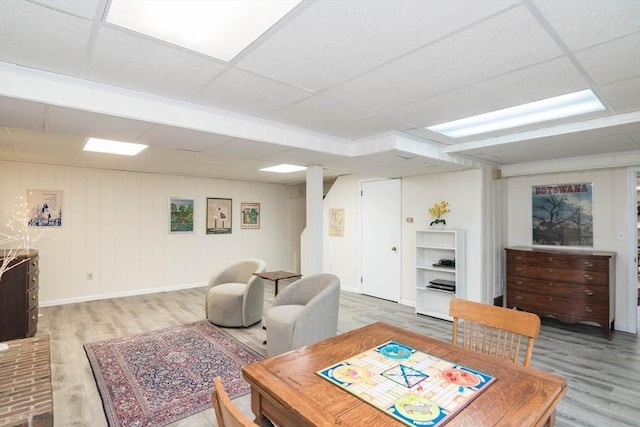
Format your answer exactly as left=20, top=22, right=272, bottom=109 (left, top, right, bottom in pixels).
left=0, top=249, right=39, bottom=342
left=505, top=247, right=615, bottom=339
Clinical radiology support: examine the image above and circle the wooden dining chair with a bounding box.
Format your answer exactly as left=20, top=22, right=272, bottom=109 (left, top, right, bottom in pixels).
left=449, top=298, right=541, bottom=367
left=211, top=376, right=255, bottom=427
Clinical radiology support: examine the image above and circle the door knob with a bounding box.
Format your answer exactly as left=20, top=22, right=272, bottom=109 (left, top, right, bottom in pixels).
left=391, top=246, right=397, bottom=252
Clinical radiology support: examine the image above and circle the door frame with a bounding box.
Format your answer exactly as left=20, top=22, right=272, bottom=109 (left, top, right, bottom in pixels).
left=626, top=166, right=639, bottom=334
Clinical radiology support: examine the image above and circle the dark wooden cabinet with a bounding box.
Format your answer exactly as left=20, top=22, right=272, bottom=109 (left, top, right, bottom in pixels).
left=0, top=249, right=39, bottom=342
left=505, top=247, right=615, bottom=339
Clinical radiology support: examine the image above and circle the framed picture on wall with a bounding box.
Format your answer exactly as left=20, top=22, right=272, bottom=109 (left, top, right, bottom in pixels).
left=207, top=198, right=232, bottom=234
left=532, top=183, right=593, bottom=247
left=169, top=197, right=194, bottom=233
left=241, top=202, right=260, bottom=229
left=27, top=189, right=62, bottom=227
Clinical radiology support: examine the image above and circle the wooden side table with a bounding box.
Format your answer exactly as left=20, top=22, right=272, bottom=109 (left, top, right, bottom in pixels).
left=0, top=335, right=53, bottom=427
left=254, top=271, right=302, bottom=296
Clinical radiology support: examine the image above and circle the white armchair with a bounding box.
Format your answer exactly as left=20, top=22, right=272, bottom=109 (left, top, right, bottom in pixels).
left=265, top=273, right=340, bottom=357
left=206, top=259, right=267, bottom=327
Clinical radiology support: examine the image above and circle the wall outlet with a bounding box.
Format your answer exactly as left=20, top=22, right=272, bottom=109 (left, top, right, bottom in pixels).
left=87, top=273, right=93, bottom=280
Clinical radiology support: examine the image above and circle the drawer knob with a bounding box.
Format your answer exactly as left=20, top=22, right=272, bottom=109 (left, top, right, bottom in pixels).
left=31, top=261, right=37, bottom=267
left=548, top=257, right=553, bottom=262
left=515, top=267, right=523, bottom=272
left=584, top=274, right=593, bottom=281
left=584, top=261, right=593, bottom=267
left=32, top=277, right=37, bottom=283
left=516, top=281, right=523, bottom=285
left=584, top=289, right=594, bottom=296
left=515, top=296, right=523, bottom=300
left=31, top=295, right=36, bottom=300
left=515, top=256, right=522, bottom=260
left=584, top=307, right=593, bottom=313
left=31, top=314, right=37, bottom=320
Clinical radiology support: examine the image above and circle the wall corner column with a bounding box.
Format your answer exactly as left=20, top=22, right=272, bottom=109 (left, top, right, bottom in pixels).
left=302, top=165, right=323, bottom=275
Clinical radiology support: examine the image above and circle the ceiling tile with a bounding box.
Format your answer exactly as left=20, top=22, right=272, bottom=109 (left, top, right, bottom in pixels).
left=236, top=0, right=518, bottom=91
left=533, top=0, right=640, bottom=51
left=47, top=106, right=155, bottom=141
left=323, top=5, right=564, bottom=112
left=0, top=98, right=46, bottom=131
left=264, top=95, right=373, bottom=135
left=85, top=25, right=227, bottom=100
left=33, top=0, right=105, bottom=19
left=140, top=124, right=233, bottom=151
left=0, top=1, right=93, bottom=77
left=575, top=33, right=640, bottom=86
left=190, top=68, right=313, bottom=116
left=387, top=57, right=590, bottom=129
left=2, top=127, right=83, bottom=163
left=598, top=76, right=640, bottom=114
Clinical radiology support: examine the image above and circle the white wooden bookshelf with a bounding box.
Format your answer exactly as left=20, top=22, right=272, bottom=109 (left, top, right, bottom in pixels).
left=415, top=229, right=465, bottom=321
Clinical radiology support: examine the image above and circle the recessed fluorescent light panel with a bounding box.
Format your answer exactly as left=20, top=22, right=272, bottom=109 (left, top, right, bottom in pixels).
left=260, top=164, right=307, bottom=173
left=106, top=0, right=302, bottom=61
left=84, top=138, right=148, bottom=156
left=427, top=89, right=605, bottom=138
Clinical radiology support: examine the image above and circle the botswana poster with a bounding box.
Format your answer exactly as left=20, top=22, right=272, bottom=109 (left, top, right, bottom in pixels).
left=532, top=183, right=593, bottom=247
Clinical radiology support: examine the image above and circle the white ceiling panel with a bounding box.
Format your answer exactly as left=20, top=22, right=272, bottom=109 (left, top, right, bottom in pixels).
left=323, top=5, right=565, bottom=112
left=533, top=0, right=640, bottom=51
left=1, top=127, right=84, bottom=163
left=34, top=0, right=105, bottom=19
left=140, top=125, right=233, bottom=151
left=575, top=33, right=640, bottom=86
left=190, top=68, right=313, bottom=116
left=0, top=0, right=638, bottom=184
left=388, top=56, right=590, bottom=130
left=0, top=1, right=93, bottom=77
left=598, top=76, right=640, bottom=114
left=47, top=106, right=155, bottom=141
left=236, top=0, right=518, bottom=91
left=264, top=96, right=374, bottom=136
left=0, top=98, right=46, bottom=131
left=85, top=25, right=227, bottom=100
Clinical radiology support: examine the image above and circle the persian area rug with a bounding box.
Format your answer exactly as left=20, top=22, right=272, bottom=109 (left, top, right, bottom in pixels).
left=84, top=320, right=264, bottom=427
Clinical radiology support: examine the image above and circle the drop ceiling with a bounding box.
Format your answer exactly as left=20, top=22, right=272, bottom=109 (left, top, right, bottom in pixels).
left=0, top=0, right=639, bottom=185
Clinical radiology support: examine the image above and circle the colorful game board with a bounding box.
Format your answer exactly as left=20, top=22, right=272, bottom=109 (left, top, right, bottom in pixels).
left=316, top=341, right=496, bottom=426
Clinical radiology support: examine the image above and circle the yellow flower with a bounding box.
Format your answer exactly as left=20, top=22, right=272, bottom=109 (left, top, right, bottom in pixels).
left=429, top=201, right=450, bottom=225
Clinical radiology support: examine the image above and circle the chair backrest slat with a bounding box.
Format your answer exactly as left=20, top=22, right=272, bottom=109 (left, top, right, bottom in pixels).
left=449, top=298, right=541, bottom=367
left=211, top=376, right=255, bottom=427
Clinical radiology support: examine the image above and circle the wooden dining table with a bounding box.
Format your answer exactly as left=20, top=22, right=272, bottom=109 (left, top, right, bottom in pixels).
left=242, top=322, right=567, bottom=427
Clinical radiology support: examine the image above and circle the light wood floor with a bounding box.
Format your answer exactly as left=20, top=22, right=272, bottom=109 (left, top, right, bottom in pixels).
left=37, top=283, right=639, bottom=427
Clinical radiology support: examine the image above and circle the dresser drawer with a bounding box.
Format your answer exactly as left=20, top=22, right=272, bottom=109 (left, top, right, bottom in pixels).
left=507, top=291, right=608, bottom=324
left=507, top=264, right=608, bottom=285
left=507, top=277, right=608, bottom=302
left=27, top=306, right=38, bottom=337
left=27, top=270, right=39, bottom=290
left=506, top=250, right=608, bottom=272
left=28, top=255, right=39, bottom=274
left=28, top=286, right=39, bottom=310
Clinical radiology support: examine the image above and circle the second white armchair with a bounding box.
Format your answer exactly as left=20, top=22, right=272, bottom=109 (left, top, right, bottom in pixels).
left=265, top=273, right=340, bottom=357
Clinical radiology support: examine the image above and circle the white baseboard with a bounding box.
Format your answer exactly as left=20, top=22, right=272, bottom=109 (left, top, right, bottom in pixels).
left=39, top=282, right=207, bottom=308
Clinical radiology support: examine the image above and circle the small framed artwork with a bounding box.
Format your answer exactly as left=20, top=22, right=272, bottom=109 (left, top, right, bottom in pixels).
left=207, top=198, right=232, bottom=234
left=241, top=202, right=260, bottom=229
left=169, top=197, right=194, bottom=233
left=329, top=208, right=344, bottom=237
left=27, top=189, right=63, bottom=227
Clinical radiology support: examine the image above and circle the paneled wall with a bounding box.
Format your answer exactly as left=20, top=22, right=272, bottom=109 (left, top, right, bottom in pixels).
left=0, top=161, right=303, bottom=305
left=506, top=167, right=633, bottom=332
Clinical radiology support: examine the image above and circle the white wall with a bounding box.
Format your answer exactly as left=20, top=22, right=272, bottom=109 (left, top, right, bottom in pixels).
left=0, top=161, right=304, bottom=306
left=402, top=169, right=486, bottom=303
left=322, top=169, right=492, bottom=306
left=506, top=167, right=633, bottom=332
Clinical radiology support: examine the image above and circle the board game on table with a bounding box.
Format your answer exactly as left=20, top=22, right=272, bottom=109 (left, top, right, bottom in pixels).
left=316, top=340, right=496, bottom=426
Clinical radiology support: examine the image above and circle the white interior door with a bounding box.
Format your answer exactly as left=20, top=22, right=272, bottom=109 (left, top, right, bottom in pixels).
left=361, top=179, right=401, bottom=301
